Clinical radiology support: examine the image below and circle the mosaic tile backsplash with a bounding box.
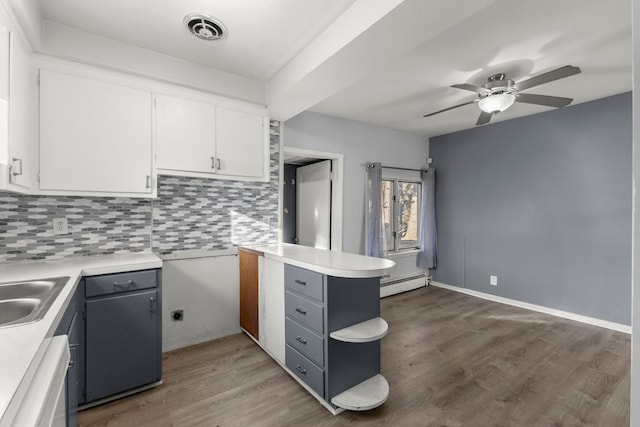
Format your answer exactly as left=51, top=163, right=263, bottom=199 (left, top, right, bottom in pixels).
left=0, top=121, right=280, bottom=262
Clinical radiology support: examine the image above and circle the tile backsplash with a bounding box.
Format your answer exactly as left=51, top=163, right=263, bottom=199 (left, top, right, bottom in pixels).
left=0, top=121, right=280, bottom=263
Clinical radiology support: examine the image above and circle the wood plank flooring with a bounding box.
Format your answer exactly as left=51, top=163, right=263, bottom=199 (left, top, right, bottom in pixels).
left=78, top=286, right=630, bottom=426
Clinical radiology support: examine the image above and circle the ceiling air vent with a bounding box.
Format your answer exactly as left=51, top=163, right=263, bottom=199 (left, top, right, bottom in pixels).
left=184, top=13, right=226, bottom=41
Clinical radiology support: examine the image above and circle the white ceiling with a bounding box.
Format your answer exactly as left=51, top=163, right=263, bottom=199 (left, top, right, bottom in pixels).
left=38, top=0, right=357, bottom=82
left=31, top=0, right=631, bottom=138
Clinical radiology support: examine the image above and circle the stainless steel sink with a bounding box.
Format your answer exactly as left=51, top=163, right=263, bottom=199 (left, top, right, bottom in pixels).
left=0, top=277, right=69, bottom=328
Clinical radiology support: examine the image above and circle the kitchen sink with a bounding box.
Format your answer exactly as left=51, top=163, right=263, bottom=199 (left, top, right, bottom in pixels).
left=0, top=277, right=69, bottom=328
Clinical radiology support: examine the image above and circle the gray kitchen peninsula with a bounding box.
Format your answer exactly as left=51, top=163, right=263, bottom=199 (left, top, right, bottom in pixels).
left=239, top=243, right=395, bottom=414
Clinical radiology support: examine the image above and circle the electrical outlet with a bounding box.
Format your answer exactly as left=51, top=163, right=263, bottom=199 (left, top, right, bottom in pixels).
left=52, top=217, right=68, bottom=235
left=490, top=275, right=498, bottom=286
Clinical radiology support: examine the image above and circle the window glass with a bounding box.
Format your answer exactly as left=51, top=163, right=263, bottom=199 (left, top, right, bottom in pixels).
left=380, top=178, right=421, bottom=253
left=397, top=181, right=420, bottom=249
left=382, top=180, right=394, bottom=251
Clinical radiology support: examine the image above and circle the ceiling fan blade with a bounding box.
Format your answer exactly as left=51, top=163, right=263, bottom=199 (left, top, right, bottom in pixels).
left=423, top=100, right=476, bottom=117
left=514, top=65, right=581, bottom=91
left=515, top=93, right=573, bottom=108
left=476, top=111, right=493, bottom=125
left=451, top=83, right=490, bottom=94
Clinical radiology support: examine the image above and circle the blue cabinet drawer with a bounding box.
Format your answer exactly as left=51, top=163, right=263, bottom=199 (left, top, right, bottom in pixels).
left=285, top=290, right=324, bottom=334
left=85, top=269, right=157, bottom=297
left=286, top=345, right=324, bottom=397
left=286, top=317, right=324, bottom=367
left=285, top=264, right=324, bottom=302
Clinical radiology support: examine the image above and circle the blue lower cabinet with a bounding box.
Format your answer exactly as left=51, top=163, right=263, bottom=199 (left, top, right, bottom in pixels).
left=54, top=283, right=81, bottom=427
left=84, top=269, right=162, bottom=403
left=286, top=345, right=325, bottom=396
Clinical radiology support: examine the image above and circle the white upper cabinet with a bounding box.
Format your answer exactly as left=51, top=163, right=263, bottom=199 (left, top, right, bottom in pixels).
left=39, top=68, right=155, bottom=197
left=215, top=106, right=266, bottom=179
left=155, top=94, right=216, bottom=174
left=0, top=28, right=38, bottom=192
left=155, top=93, right=268, bottom=182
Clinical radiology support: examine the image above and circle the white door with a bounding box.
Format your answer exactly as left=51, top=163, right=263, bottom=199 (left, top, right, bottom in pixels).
left=296, top=160, right=331, bottom=249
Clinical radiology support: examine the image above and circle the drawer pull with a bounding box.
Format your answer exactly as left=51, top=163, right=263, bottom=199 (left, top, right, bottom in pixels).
left=295, top=336, right=307, bottom=345
left=294, top=279, right=307, bottom=286
left=295, top=307, right=307, bottom=315
left=113, top=280, right=134, bottom=288
left=296, top=364, right=307, bottom=375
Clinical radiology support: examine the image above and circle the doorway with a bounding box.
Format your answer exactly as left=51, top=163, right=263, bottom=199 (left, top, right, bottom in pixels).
left=281, top=147, right=344, bottom=251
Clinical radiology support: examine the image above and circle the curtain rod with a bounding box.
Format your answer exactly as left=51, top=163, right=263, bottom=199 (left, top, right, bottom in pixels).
left=366, top=163, right=426, bottom=172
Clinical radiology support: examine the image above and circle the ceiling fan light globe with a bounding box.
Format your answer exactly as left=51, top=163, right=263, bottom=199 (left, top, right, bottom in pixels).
left=478, top=93, right=516, bottom=114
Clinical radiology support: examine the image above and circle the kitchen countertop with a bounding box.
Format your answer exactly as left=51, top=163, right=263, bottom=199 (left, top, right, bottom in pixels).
left=0, top=252, right=162, bottom=426
left=244, top=243, right=395, bottom=278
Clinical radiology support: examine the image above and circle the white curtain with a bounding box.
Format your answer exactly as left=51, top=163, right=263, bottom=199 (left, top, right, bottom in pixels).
left=418, top=168, right=437, bottom=269
left=365, top=162, right=384, bottom=257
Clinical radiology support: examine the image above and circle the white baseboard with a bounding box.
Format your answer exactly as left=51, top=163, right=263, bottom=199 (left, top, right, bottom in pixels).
left=431, top=281, right=631, bottom=334
left=380, top=277, right=426, bottom=298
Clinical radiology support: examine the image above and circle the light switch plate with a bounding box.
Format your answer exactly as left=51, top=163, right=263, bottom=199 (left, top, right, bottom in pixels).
left=52, top=217, right=68, bottom=235
left=490, top=275, right=498, bottom=286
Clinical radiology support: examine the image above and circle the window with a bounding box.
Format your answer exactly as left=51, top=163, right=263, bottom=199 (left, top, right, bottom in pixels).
left=382, top=179, right=421, bottom=252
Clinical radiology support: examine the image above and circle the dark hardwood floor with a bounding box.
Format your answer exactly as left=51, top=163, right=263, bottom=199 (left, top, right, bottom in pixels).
left=78, top=286, right=630, bottom=426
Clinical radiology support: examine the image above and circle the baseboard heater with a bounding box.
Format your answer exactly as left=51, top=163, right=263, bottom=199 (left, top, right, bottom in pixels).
left=380, top=274, right=427, bottom=298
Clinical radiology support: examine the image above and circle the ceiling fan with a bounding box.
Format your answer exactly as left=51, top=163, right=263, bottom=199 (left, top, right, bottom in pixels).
left=424, top=65, right=582, bottom=126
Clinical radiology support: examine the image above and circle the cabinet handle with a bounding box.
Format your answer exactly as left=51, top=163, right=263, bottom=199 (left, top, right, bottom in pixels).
left=294, top=279, right=307, bottom=286
left=216, top=158, right=221, bottom=170
left=10, top=158, right=22, bottom=176
left=295, top=336, right=307, bottom=345
left=295, top=307, right=307, bottom=315
left=211, top=156, right=215, bottom=169
left=68, top=344, right=78, bottom=368
left=295, top=365, right=307, bottom=375
left=149, top=296, right=156, bottom=313
left=145, top=175, right=151, bottom=188
left=113, top=280, right=133, bottom=288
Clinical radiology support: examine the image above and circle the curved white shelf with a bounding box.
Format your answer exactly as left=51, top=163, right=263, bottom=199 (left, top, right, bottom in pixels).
left=331, top=374, right=389, bottom=411
left=330, top=317, right=388, bottom=343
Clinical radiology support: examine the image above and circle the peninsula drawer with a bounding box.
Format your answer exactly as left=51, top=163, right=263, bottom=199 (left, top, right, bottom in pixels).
left=286, top=317, right=324, bottom=367
left=286, top=345, right=324, bottom=397
left=85, top=269, right=158, bottom=297
left=285, top=264, right=324, bottom=302
left=285, top=291, right=324, bottom=334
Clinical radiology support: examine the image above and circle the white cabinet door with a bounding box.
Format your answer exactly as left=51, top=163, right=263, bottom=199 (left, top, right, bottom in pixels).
left=155, top=94, right=216, bottom=174
left=7, top=31, right=37, bottom=191
left=39, top=69, right=153, bottom=195
left=259, top=256, right=285, bottom=364
left=215, top=106, right=265, bottom=179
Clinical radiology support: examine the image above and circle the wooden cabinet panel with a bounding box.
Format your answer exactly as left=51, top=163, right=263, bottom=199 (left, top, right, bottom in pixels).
left=239, top=248, right=260, bottom=340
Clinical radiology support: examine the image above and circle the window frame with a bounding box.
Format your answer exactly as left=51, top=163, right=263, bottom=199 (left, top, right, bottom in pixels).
left=382, top=176, right=421, bottom=254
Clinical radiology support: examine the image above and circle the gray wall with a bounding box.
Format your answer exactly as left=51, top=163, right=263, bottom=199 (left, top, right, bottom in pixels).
left=430, top=92, right=632, bottom=325
left=631, top=0, right=639, bottom=421
left=284, top=111, right=429, bottom=255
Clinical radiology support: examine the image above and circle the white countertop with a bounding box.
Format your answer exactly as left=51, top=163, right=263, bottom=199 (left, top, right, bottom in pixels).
left=0, top=252, right=162, bottom=426
left=244, top=243, right=395, bottom=278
